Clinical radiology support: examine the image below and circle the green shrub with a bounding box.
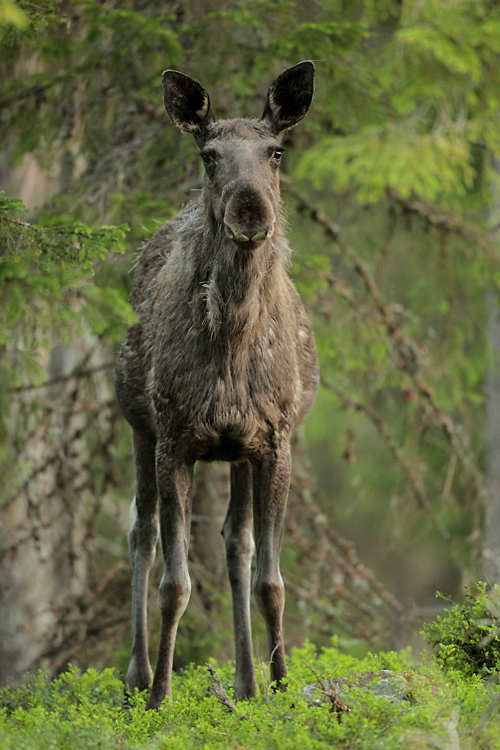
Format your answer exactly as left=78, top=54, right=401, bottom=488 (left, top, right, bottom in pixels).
left=0, top=642, right=500, bottom=749
left=422, top=582, right=500, bottom=678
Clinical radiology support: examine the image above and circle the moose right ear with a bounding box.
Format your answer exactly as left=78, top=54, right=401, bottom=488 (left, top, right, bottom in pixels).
left=162, top=70, right=215, bottom=142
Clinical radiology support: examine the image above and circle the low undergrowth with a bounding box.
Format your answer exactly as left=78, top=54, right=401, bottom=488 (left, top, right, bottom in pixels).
left=422, top=582, right=500, bottom=678
left=1, top=637, right=500, bottom=750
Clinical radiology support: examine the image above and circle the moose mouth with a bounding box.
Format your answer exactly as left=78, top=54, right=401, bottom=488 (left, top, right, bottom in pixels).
left=224, top=223, right=274, bottom=247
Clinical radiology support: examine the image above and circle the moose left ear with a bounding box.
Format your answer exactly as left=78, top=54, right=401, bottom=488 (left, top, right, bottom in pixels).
left=260, top=61, right=315, bottom=135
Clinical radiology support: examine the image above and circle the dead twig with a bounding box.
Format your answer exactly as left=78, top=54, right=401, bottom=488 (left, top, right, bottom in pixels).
left=9, top=360, right=115, bottom=394
left=256, top=642, right=269, bottom=701
left=302, top=658, right=351, bottom=722
left=284, top=183, right=486, bottom=568
left=206, top=662, right=237, bottom=713
left=387, top=188, right=498, bottom=258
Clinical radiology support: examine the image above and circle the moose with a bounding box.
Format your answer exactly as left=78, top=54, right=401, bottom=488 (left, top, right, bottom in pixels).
left=115, top=61, right=319, bottom=710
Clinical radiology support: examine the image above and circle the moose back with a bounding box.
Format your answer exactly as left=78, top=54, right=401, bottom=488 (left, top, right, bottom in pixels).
left=115, top=61, right=319, bottom=710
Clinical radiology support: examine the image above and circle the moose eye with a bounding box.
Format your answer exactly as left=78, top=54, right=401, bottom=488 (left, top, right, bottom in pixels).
left=200, top=152, right=215, bottom=167
left=272, top=148, right=284, bottom=162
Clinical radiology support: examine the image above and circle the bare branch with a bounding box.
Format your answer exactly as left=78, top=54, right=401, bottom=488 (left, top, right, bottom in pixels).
left=387, top=188, right=498, bottom=258
left=9, top=361, right=115, bottom=394
left=206, top=663, right=237, bottom=712
left=285, top=183, right=486, bottom=565
left=302, top=658, right=350, bottom=721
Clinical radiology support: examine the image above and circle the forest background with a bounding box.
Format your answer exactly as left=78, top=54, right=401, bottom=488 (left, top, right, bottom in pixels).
left=1, top=0, right=500, bottom=688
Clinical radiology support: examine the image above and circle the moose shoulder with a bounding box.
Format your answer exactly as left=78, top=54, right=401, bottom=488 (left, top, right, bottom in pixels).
left=115, top=61, right=319, bottom=710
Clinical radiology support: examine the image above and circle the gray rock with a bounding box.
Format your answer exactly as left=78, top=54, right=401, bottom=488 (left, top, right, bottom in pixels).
left=302, top=669, right=410, bottom=708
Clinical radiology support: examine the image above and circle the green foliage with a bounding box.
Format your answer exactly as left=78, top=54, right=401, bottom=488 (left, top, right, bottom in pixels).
left=297, top=0, right=500, bottom=205
left=422, top=582, right=500, bottom=678
left=1, top=645, right=500, bottom=749
left=0, top=0, right=27, bottom=29
left=0, top=192, right=133, bottom=393
left=0, top=192, right=127, bottom=272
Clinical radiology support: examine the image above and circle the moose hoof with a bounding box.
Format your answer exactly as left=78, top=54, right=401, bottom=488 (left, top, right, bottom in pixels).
left=126, top=658, right=153, bottom=695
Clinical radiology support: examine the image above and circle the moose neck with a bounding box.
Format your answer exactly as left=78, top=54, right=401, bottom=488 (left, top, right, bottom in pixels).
left=193, top=203, right=286, bottom=345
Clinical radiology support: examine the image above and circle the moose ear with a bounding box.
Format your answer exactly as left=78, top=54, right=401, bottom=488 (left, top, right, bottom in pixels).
left=260, top=61, right=315, bottom=135
left=162, top=70, right=215, bottom=141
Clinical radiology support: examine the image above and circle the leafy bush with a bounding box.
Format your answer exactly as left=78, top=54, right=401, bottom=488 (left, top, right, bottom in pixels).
left=1, top=643, right=500, bottom=749
left=422, top=582, right=500, bottom=678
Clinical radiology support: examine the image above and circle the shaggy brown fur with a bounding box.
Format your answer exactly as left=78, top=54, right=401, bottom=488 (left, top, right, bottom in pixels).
left=115, top=62, right=319, bottom=710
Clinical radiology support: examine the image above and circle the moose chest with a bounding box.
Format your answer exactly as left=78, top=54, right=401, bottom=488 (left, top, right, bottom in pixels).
left=151, top=322, right=300, bottom=461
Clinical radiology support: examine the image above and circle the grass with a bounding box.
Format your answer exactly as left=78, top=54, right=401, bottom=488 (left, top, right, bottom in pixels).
left=1, top=639, right=500, bottom=749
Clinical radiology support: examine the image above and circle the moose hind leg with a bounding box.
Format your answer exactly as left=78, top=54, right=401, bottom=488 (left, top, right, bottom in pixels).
left=146, top=448, right=193, bottom=710
left=252, top=442, right=291, bottom=690
left=127, top=431, right=160, bottom=694
left=223, top=461, right=257, bottom=700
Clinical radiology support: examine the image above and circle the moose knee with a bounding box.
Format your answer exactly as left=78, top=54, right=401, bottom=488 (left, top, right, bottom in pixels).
left=128, top=498, right=160, bottom=564
left=253, top=576, right=284, bottom=616
left=129, top=517, right=159, bottom=557
left=225, top=530, right=254, bottom=580
left=159, top=574, right=191, bottom=618
left=225, top=529, right=254, bottom=563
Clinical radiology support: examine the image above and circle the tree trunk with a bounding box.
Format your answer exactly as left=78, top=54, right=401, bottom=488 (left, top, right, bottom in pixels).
left=0, top=337, right=116, bottom=685
left=483, top=151, right=500, bottom=586
left=484, top=291, right=500, bottom=584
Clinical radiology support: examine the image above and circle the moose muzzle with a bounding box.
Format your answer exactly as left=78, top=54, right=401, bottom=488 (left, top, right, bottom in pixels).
left=223, top=183, right=276, bottom=247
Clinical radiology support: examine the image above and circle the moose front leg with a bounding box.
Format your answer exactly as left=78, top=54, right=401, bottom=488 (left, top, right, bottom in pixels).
left=127, top=431, right=159, bottom=694
left=146, top=447, right=194, bottom=711
left=252, top=442, right=292, bottom=690
left=223, top=461, right=257, bottom=700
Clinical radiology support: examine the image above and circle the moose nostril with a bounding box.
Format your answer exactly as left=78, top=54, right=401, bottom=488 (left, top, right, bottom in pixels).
left=250, top=229, right=270, bottom=243
left=225, top=224, right=250, bottom=242
left=250, top=223, right=275, bottom=242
